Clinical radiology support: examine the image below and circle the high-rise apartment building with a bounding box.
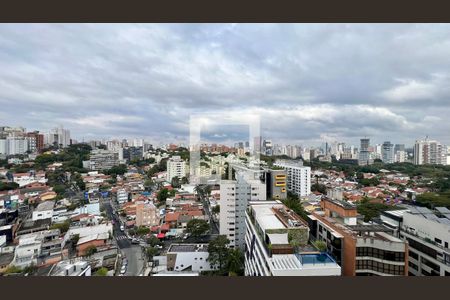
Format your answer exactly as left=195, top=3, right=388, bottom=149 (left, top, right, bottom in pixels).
left=44, top=126, right=71, bottom=148
left=219, top=167, right=266, bottom=249
left=26, top=131, right=44, bottom=153
left=265, top=169, right=287, bottom=200
left=358, top=138, right=373, bottom=166
left=273, top=160, right=311, bottom=197
left=414, top=138, right=445, bottom=165
left=0, top=136, right=29, bottom=155
left=245, top=201, right=341, bottom=276
left=382, top=141, right=394, bottom=164
left=167, top=156, right=187, bottom=182
left=381, top=207, right=450, bottom=276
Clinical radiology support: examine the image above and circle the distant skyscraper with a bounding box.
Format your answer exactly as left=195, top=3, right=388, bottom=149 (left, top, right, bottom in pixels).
left=414, top=138, right=445, bottom=165
left=358, top=138, right=372, bottom=165
left=263, top=139, right=273, bottom=156
left=382, top=141, right=394, bottom=164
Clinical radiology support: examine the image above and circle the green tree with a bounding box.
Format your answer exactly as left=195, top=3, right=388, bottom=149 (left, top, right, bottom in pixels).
left=282, top=196, right=308, bottom=221
left=95, top=267, right=108, bottom=276
left=157, top=188, right=170, bottom=206
left=212, top=205, right=220, bottom=214
left=0, top=182, right=19, bottom=191
left=50, top=220, right=71, bottom=234
left=313, top=240, right=327, bottom=252
left=4, top=265, right=22, bottom=274
left=186, top=219, right=209, bottom=237
left=84, top=245, right=98, bottom=257
left=415, top=192, right=450, bottom=209
left=136, top=226, right=150, bottom=236
left=145, top=246, right=159, bottom=261
left=104, top=164, right=128, bottom=176
left=311, top=183, right=327, bottom=194
left=146, top=235, right=161, bottom=247
left=171, top=176, right=181, bottom=188
left=207, top=235, right=230, bottom=271
left=226, top=248, right=244, bottom=276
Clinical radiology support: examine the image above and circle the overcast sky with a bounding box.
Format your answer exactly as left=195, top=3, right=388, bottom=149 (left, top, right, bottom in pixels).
left=1, top=24, right=450, bottom=147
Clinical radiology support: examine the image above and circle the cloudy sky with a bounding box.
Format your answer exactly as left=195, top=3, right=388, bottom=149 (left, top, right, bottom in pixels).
left=1, top=24, right=450, bottom=147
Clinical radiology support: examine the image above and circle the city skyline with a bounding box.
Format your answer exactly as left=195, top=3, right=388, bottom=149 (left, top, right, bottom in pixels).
left=1, top=24, right=450, bottom=146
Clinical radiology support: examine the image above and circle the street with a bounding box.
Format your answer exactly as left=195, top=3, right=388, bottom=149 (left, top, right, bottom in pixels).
left=101, top=198, right=145, bottom=276
left=199, top=191, right=219, bottom=234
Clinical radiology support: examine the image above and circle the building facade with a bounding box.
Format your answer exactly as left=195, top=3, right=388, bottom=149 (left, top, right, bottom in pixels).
left=245, top=201, right=341, bottom=276
left=414, top=138, right=446, bottom=165
left=308, top=198, right=408, bottom=276
left=135, top=202, right=159, bottom=227
left=167, top=156, right=187, bottom=182
left=219, top=168, right=266, bottom=249
left=88, top=149, right=119, bottom=171
left=273, top=160, right=311, bottom=197
left=399, top=207, right=450, bottom=276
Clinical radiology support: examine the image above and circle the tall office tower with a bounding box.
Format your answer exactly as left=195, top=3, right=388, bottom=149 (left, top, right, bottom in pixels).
left=245, top=141, right=249, bottom=148
left=219, top=167, right=266, bottom=249
left=245, top=201, right=341, bottom=276
left=381, top=141, right=394, bottom=164
left=414, top=138, right=445, bottom=165
left=273, top=160, right=311, bottom=197
left=358, top=138, right=373, bottom=166
left=166, top=155, right=187, bottom=182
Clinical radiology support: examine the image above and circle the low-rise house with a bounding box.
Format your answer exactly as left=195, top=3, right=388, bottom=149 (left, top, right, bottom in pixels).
left=12, top=229, right=63, bottom=268
left=165, top=244, right=217, bottom=273
left=32, top=201, right=55, bottom=221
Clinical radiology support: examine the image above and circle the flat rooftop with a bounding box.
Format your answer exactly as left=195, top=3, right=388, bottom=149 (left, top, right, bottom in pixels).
left=168, top=243, right=208, bottom=253
left=406, top=206, right=450, bottom=225
left=35, top=201, right=55, bottom=211
left=251, top=202, right=307, bottom=232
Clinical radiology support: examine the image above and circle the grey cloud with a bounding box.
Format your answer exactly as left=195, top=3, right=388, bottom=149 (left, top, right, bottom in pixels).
left=0, top=24, right=450, bottom=147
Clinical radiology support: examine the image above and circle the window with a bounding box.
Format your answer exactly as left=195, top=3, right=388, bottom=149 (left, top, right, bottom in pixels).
left=409, top=250, right=418, bottom=260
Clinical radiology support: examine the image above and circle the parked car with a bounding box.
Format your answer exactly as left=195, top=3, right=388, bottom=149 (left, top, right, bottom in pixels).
left=120, top=265, right=127, bottom=274
left=120, top=225, right=124, bottom=232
